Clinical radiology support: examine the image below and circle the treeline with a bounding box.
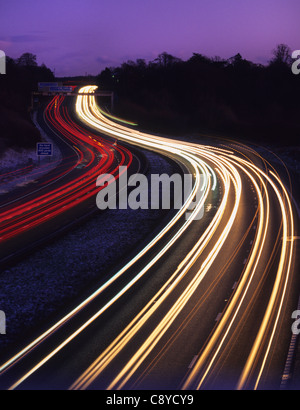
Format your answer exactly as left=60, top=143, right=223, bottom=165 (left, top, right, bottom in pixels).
left=97, top=44, right=300, bottom=145
left=0, top=53, right=54, bottom=153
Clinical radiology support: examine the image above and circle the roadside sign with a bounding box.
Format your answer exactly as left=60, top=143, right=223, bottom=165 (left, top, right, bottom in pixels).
left=49, top=86, right=73, bottom=93
left=37, top=142, right=53, bottom=156
left=38, top=82, right=63, bottom=91
left=38, top=82, right=60, bottom=88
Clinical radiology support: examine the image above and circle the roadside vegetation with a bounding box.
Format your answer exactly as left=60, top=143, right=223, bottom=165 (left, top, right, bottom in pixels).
left=97, top=44, right=300, bottom=146
left=0, top=53, right=54, bottom=154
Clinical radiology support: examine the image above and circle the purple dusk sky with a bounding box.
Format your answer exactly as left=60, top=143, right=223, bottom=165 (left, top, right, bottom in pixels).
left=0, top=0, right=299, bottom=77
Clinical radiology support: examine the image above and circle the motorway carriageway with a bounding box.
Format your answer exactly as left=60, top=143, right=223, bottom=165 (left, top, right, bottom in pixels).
left=0, top=94, right=135, bottom=264
left=0, top=86, right=297, bottom=391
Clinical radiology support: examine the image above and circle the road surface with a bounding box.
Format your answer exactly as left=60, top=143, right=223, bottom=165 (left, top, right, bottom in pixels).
left=0, top=86, right=297, bottom=391
left=0, top=94, right=138, bottom=266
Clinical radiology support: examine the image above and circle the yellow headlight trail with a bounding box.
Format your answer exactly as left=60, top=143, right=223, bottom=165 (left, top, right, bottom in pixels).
left=132, top=199, right=262, bottom=390
left=236, top=165, right=294, bottom=390
left=3, top=85, right=295, bottom=391
left=106, top=165, right=241, bottom=391
left=1, top=86, right=211, bottom=383
left=182, top=158, right=269, bottom=390
left=182, top=155, right=294, bottom=390
left=73, top=86, right=295, bottom=391
left=4, top=86, right=217, bottom=390
left=70, top=158, right=234, bottom=390
left=72, top=87, right=254, bottom=390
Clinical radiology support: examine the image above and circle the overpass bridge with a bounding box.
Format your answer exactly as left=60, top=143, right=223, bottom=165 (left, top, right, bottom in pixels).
left=31, top=90, right=114, bottom=110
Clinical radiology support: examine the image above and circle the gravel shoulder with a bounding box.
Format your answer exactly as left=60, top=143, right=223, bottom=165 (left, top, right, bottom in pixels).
left=0, top=148, right=179, bottom=351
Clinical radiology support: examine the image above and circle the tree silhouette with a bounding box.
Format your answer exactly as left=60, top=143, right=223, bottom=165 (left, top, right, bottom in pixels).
left=96, top=45, right=300, bottom=145
left=17, top=52, right=38, bottom=67
left=0, top=53, right=54, bottom=152
left=269, top=44, right=293, bottom=66
left=154, top=52, right=182, bottom=68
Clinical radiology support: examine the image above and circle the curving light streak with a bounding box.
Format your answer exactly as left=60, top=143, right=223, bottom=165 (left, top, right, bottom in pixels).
left=1, top=86, right=296, bottom=392
left=74, top=86, right=295, bottom=391
left=182, top=158, right=270, bottom=390
left=236, top=164, right=294, bottom=390
left=72, top=161, right=241, bottom=391
left=2, top=87, right=214, bottom=388
left=0, top=95, right=132, bottom=244
left=182, top=154, right=295, bottom=390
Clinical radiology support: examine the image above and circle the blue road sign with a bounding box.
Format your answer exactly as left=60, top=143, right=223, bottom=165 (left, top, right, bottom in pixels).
left=49, top=86, right=73, bottom=93
left=38, top=82, right=59, bottom=88
left=37, top=142, right=53, bottom=156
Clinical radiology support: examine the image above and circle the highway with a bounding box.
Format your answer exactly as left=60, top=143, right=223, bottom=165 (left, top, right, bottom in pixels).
left=0, top=86, right=297, bottom=390
left=0, top=94, right=137, bottom=266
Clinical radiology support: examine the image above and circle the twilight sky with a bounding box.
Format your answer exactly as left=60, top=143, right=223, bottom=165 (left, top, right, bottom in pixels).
left=0, top=0, right=299, bottom=77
